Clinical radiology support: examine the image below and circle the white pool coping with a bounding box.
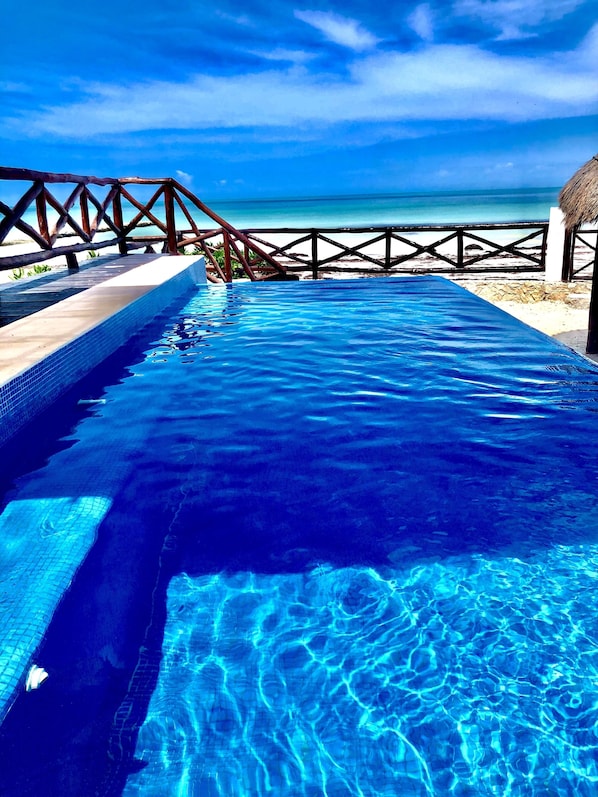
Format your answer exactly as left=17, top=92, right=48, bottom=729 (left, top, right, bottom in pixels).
left=0, top=254, right=206, bottom=447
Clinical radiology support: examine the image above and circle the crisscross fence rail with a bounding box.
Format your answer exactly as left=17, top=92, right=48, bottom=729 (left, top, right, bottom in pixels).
left=562, top=225, right=598, bottom=281
left=1, top=167, right=554, bottom=282
left=241, top=222, right=549, bottom=279
left=0, top=167, right=289, bottom=282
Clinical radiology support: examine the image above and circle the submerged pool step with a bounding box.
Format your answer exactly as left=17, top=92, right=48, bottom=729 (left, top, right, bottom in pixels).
left=0, top=253, right=207, bottom=722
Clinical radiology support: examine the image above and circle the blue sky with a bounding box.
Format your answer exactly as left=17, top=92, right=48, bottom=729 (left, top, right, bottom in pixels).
left=1, top=0, right=596, bottom=199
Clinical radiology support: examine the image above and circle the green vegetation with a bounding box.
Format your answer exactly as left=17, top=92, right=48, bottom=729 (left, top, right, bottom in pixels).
left=201, top=243, right=266, bottom=279
left=178, top=240, right=268, bottom=280
left=211, top=244, right=245, bottom=279
left=31, top=264, right=52, bottom=275
left=9, top=264, right=52, bottom=280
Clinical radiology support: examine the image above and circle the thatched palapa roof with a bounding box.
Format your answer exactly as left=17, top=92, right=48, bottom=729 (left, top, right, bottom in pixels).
left=559, top=155, right=598, bottom=230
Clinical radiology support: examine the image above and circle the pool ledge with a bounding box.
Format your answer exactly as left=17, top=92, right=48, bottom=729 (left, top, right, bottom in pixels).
left=0, top=254, right=206, bottom=446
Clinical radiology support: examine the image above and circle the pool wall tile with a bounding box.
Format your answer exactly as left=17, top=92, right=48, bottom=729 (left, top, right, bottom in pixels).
left=0, top=256, right=206, bottom=447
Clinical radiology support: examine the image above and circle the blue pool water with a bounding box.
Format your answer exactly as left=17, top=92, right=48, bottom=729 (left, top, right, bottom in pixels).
left=1, top=277, right=598, bottom=796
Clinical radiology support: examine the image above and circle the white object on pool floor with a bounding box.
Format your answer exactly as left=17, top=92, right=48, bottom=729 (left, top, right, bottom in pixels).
left=25, top=665, right=49, bottom=692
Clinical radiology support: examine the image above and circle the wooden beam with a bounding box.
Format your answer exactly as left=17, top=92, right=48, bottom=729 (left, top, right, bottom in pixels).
left=44, top=185, right=90, bottom=243
left=229, top=236, right=257, bottom=280
left=111, top=188, right=128, bottom=256
left=163, top=182, right=178, bottom=255
left=587, top=242, right=598, bottom=353
left=0, top=181, right=44, bottom=244
left=0, top=197, right=50, bottom=249
left=117, top=177, right=169, bottom=185
left=223, top=231, right=232, bottom=281
left=0, top=237, right=119, bottom=270
left=200, top=242, right=227, bottom=281
left=36, top=191, right=50, bottom=244
left=120, top=185, right=168, bottom=234
left=80, top=189, right=91, bottom=237
left=0, top=166, right=118, bottom=186
left=172, top=187, right=201, bottom=236
left=177, top=229, right=224, bottom=249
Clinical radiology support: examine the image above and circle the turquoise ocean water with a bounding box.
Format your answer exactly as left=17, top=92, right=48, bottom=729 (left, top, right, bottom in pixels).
left=205, top=187, right=559, bottom=228
left=12, top=187, right=559, bottom=234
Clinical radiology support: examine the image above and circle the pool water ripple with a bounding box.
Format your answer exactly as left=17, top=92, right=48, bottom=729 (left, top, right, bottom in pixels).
left=124, top=547, right=598, bottom=796
left=2, top=277, right=598, bottom=795
left=114, top=280, right=598, bottom=795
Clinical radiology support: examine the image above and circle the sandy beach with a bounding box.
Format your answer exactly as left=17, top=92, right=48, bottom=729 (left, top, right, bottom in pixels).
left=455, top=278, right=595, bottom=361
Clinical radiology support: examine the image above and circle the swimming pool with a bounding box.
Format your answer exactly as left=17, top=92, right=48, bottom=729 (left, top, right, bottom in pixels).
left=1, top=276, right=598, bottom=796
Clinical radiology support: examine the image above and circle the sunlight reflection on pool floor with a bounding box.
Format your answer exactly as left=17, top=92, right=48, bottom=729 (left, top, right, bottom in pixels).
left=124, top=540, right=598, bottom=796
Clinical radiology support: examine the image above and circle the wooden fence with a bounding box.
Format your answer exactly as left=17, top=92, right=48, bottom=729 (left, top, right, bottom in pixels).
left=563, top=226, right=598, bottom=281
left=241, top=222, right=548, bottom=279
left=0, top=167, right=563, bottom=281
left=0, top=167, right=288, bottom=282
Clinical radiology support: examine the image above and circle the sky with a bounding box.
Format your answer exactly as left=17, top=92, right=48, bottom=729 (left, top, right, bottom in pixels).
left=1, top=0, right=597, bottom=199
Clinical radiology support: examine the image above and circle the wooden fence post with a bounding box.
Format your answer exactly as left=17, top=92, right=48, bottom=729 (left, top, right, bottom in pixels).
left=80, top=189, right=90, bottom=239
left=223, top=231, right=232, bottom=282
left=311, top=231, right=318, bottom=280
left=562, top=228, right=574, bottom=281
left=586, top=243, right=598, bottom=353
left=112, top=187, right=128, bottom=256
left=35, top=189, right=50, bottom=245
left=66, top=252, right=79, bottom=271
left=164, top=182, right=178, bottom=255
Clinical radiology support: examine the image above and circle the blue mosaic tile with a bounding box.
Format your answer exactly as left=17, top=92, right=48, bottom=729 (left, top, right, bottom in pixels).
left=0, top=257, right=205, bottom=448
left=0, top=256, right=206, bottom=719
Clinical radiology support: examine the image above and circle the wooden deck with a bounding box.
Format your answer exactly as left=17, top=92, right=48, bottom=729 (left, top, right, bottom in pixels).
left=0, top=253, right=205, bottom=404
left=0, top=255, right=161, bottom=327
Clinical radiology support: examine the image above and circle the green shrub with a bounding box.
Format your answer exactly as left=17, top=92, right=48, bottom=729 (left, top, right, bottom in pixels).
left=10, top=264, right=53, bottom=280
left=184, top=242, right=266, bottom=279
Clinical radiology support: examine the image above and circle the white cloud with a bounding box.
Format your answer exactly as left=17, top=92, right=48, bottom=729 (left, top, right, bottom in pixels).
left=408, top=4, right=435, bottom=42
left=175, top=169, right=193, bottom=184
left=0, top=81, right=30, bottom=93
left=249, top=47, right=316, bottom=63
left=214, top=10, right=253, bottom=27
left=453, top=0, right=588, bottom=40
left=12, top=25, right=598, bottom=139
left=294, top=10, right=380, bottom=51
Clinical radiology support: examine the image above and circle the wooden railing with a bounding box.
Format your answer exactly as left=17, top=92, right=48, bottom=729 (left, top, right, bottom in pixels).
left=563, top=225, right=598, bottom=281
left=0, top=167, right=289, bottom=282
left=241, top=222, right=548, bottom=279
left=1, top=167, right=551, bottom=281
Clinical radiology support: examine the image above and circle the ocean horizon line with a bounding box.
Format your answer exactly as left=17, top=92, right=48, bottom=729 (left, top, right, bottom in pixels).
left=207, top=186, right=561, bottom=207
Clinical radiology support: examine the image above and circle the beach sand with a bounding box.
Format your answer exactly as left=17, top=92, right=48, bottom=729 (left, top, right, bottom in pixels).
left=455, top=279, right=596, bottom=362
